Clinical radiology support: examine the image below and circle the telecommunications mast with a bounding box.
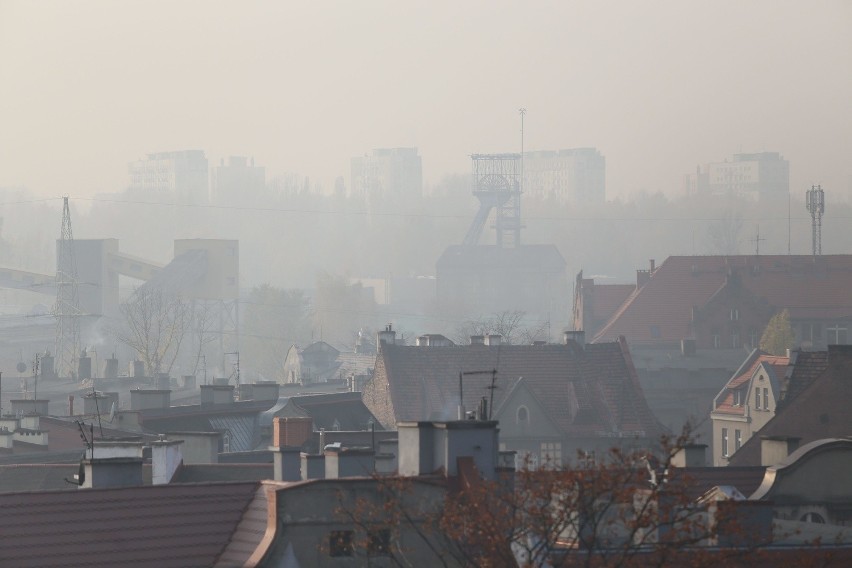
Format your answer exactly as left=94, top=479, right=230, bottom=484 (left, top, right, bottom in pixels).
left=805, top=185, right=825, bottom=257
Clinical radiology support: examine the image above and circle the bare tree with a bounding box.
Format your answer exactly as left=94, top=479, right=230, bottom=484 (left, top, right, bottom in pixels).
left=189, top=300, right=220, bottom=378
left=114, top=286, right=191, bottom=377
left=335, top=427, right=825, bottom=568
left=707, top=212, right=743, bottom=255
left=453, top=311, right=549, bottom=345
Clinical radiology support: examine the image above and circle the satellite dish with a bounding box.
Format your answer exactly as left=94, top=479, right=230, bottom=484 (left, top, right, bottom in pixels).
left=16, top=362, right=26, bottom=373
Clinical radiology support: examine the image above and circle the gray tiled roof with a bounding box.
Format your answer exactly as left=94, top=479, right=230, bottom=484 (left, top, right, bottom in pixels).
left=0, top=481, right=261, bottom=568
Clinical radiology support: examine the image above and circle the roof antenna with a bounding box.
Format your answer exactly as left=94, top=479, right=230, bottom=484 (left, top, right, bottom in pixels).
left=92, top=383, right=104, bottom=437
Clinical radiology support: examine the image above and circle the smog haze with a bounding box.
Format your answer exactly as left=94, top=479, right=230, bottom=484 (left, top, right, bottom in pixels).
left=1, top=0, right=850, bottom=198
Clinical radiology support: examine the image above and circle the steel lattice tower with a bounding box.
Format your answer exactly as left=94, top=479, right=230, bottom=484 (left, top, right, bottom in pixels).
left=54, top=196, right=81, bottom=379
left=806, top=185, right=825, bottom=257
left=464, top=154, right=522, bottom=247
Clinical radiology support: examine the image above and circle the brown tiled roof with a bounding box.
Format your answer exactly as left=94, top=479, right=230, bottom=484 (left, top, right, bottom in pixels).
left=779, top=350, right=829, bottom=407
left=374, top=338, right=661, bottom=438
left=593, top=283, right=635, bottom=325
left=727, top=345, right=852, bottom=467
left=593, top=255, right=852, bottom=344
left=0, top=481, right=260, bottom=568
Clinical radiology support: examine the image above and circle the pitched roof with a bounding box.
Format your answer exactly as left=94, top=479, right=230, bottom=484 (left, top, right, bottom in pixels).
left=713, top=351, right=789, bottom=416
left=0, top=464, right=79, bottom=493
left=728, top=345, right=852, bottom=466
left=285, top=391, right=382, bottom=431
left=373, top=338, right=661, bottom=438
left=593, top=255, right=852, bottom=344
left=0, top=481, right=261, bottom=568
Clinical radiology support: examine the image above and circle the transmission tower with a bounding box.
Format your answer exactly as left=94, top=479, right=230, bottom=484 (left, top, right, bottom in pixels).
left=806, top=185, right=825, bottom=257
left=54, top=196, right=81, bottom=379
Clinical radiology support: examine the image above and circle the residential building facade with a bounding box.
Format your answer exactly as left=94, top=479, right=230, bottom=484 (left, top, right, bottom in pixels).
left=523, top=148, right=606, bottom=203
left=350, top=147, right=422, bottom=203
left=684, top=152, right=789, bottom=200
left=710, top=351, right=789, bottom=466
left=128, top=150, right=209, bottom=205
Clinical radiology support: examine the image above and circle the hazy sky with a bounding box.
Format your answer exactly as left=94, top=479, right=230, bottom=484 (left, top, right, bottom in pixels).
left=1, top=0, right=850, bottom=200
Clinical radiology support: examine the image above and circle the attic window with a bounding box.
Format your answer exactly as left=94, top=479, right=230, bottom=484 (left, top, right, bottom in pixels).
left=730, top=308, right=739, bottom=321
left=332, top=419, right=341, bottom=431
left=733, top=390, right=741, bottom=405
left=517, top=406, right=529, bottom=424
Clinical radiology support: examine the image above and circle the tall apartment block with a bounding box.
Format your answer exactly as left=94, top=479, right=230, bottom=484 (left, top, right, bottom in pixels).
left=685, top=152, right=789, bottom=200
left=128, top=150, right=209, bottom=205
left=522, top=148, right=606, bottom=203
left=350, top=148, right=423, bottom=201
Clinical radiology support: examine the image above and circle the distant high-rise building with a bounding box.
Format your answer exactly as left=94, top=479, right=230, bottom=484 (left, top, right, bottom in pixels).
left=522, top=148, right=606, bottom=203
left=211, top=156, right=266, bottom=206
left=685, top=152, right=789, bottom=200
left=128, top=150, right=209, bottom=205
left=350, top=148, right=423, bottom=202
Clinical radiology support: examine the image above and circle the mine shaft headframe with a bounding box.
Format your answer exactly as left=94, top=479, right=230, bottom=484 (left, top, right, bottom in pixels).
left=465, top=153, right=522, bottom=247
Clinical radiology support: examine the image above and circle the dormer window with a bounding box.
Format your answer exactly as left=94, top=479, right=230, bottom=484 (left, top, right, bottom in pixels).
left=733, top=390, right=741, bottom=405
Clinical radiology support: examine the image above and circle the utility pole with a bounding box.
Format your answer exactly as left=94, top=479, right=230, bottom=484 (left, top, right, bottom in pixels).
left=32, top=354, right=40, bottom=401
left=519, top=107, right=526, bottom=195
left=752, top=225, right=765, bottom=256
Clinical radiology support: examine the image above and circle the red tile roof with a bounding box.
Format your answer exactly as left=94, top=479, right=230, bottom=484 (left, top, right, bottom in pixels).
left=0, top=481, right=261, bottom=568
left=593, top=255, right=852, bottom=344
left=714, top=352, right=789, bottom=415
left=369, top=338, right=661, bottom=439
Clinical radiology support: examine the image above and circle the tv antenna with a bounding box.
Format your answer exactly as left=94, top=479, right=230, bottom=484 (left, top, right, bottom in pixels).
left=458, top=369, right=498, bottom=420
left=806, top=185, right=825, bottom=257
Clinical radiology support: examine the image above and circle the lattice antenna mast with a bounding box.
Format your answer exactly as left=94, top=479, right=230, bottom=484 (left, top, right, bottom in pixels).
left=55, top=196, right=81, bottom=379
left=805, top=185, right=825, bottom=257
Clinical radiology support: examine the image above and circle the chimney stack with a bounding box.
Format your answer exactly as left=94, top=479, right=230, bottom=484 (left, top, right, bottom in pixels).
left=377, top=324, right=396, bottom=352
left=760, top=436, right=800, bottom=466
left=563, top=330, right=585, bottom=346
